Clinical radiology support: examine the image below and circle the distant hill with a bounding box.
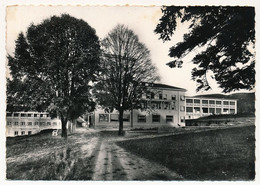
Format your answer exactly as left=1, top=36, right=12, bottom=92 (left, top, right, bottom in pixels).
left=194, top=92, right=255, bottom=115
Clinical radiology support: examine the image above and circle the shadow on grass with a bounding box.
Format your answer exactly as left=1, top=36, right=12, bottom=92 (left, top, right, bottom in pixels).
left=7, top=146, right=94, bottom=180
left=116, top=125, right=255, bottom=181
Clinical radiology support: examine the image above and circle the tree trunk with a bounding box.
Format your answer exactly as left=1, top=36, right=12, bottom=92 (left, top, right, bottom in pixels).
left=118, top=109, right=124, bottom=136
left=61, top=118, right=68, bottom=138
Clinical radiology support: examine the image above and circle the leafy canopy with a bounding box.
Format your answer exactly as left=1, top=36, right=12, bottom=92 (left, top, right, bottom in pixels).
left=155, top=6, right=255, bottom=93
left=94, top=24, right=159, bottom=112
left=7, top=14, right=100, bottom=123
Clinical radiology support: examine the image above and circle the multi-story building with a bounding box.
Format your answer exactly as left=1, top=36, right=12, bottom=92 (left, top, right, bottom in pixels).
left=6, top=111, right=61, bottom=137
left=6, top=84, right=239, bottom=137
left=185, top=96, right=237, bottom=120
left=89, top=83, right=187, bottom=128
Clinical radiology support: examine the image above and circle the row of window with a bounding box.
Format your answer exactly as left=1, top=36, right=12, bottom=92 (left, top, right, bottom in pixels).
left=7, top=122, right=58, bottom=126
left=99, top=114, right=130, bottom=122
left=186, top=99, right=236, bottom=105
left=186, top=107, right=236, bottom=114
left=138, top=114, right=185, bottom=123
left=99, top=114, right=185, bottom=123
left=145, top=93, right=185, bottom=101
left=140, top=102, right=185, bottom=111
left=14, top=130, right=32, bottom=136
left=6, top=112, right=50, bottom=118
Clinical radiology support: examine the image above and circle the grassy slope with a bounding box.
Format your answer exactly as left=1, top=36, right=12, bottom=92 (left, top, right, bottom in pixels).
left=6, top=130, right=96, bottom=180
left=117, top=125, right=255, bottom=180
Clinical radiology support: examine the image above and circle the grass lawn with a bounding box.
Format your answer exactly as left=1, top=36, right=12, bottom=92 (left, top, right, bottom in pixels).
left=6, top=129, right=96, bottom=180
left=117, top=125, right=255, bottom=180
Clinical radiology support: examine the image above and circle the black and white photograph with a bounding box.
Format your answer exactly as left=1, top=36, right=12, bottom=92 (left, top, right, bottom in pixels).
left=2, top=1, right=258, bottom=182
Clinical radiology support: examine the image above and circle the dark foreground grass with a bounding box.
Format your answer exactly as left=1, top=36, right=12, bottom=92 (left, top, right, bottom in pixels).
left=6, top=130, right=95, bottom=180
left=117, top=125, right=255, bottom=180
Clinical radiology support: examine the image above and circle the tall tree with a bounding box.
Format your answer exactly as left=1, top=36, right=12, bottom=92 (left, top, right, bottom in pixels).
left=7, top=14, right=101, bottom=138
left=94, top=24, right=159, bottom=136
left=155, top=6, right=255, bottom=93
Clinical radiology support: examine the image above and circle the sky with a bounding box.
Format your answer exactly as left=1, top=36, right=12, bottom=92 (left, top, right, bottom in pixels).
left=5, top=5, right=254, bottom=96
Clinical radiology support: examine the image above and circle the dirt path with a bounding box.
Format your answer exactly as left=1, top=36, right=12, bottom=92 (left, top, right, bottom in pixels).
left=89, top=132, right=183, bottom=180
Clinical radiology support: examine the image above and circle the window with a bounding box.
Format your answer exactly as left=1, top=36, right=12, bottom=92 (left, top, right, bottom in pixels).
left=138, top=115, right=146, bottom=123
left=6, top=112, right=12, bottom=117
left=180, top=95, right=185, bottom=101
left=163, top=94, right=167, bottom=100
left=7, top=122, right=12, bottom=126
left=123, top=114, right=130, bottom=122
left=21, top=131, right=25, bottom=135
left=166, top=115, right=173, bottom=122
left=140, top=102, right=147, bottom=109
left=186, top=99, right=193, bottom=103
left=194, top=107, right=201, bottom=113
left=230, top=101, right=235, bottom=105
left=216, top=108, right=221, bottom=114
left=21, top=122, right=25, bottom=126
left=151, top=92, right=155, bottom=99
left=151, top=101, right=161, bottom=109
left=40, top=122, right=45, bottom=126
left=209, top=100, right=215, bottom=104
left=202, top=108, right=208, bottom=113
left=21, top=113, right=26, bottom=117
left=110, top=114, right=119, bottom=122
left=28, top=131, right=32, bottom=135
left=34, top=114, right=38, bottom=117
left=194, top=99, right=200, bottom=104
left=202, top=100, right=208, bottom=104
left=27, top=114, right=32, bottom=117
left=223, top=101, right=229, bottom=105
left=186, top=107, right=193, bottom=113
left=223, top=108, right=229, bottom=113
left=99, top=114, right=109, bottom=122
left=159, top=93, right=162, bottom=100
left=209, top=108, right=215, bottom=114
left=46, top=114, right=50, bottom=117
left=180, top=106, right=185, bottom=112
left=40, top=114, right=44, bottom=117
left=146, top=93, right=151, bottom=99
left=152, top=115, right=160, bottom=122
left=180, top=117, right=185, bottom=123
left=171, top=95, right=176, bottom=100
left=53, top=122, right=57, bottom=126
left=27, top=122, right=32, bottom=126
left=34, top=122, right=39, bottom=126
left=171, top=102, right=176, bottom=110
left=14, top=122, right=19, bottom=126
left=47, top=122, right=51, bottom=126
left=14, top=131, right=18, bottom=136
left=163, top=102, right=171, bottom=110
left=216, top=101, right=222, bottom=105
left=230, top=109, right=235, bottom=114
left=14, top=113, right=19, bottom=117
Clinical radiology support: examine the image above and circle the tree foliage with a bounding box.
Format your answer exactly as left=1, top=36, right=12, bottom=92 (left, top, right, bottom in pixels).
left=94, top=24, right=159, bottom=135
left=155, top=6, right=255, bottom=93
left=7, top=14, right=101, bottom=137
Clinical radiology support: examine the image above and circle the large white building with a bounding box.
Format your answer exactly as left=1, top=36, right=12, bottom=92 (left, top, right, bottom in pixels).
left=185, top=96, right=237, bottom=120
left=90, top=83, right=187, bottom=129
left=6, top=111, right=61, bottom=137
left=6, top=83, right=238, bottom=137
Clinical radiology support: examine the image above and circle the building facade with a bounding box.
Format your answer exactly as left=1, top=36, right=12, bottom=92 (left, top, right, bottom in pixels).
left=89, top=83, right=187, bottom=128
left=185, top=96, right=237, bottom=120
left=6, top=111, right=61, bottom=137
left=6, top=84, right=238, bottom=137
